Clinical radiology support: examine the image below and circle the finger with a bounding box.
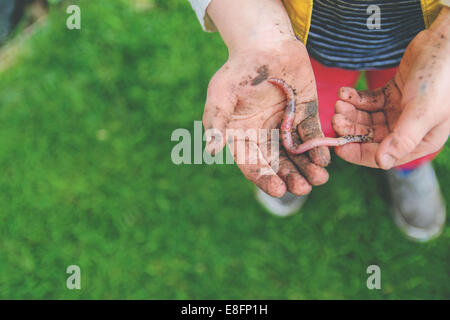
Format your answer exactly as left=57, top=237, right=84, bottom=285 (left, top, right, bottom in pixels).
left=338, top=87, right=385, bottom=112
left=332, top=114, right=386, bottom=168
left=332, top=114, right=389, bottom=143
left=258, top=132, right=311, bottom=196
left=278, top=150, right=312, bottom=196
left=203, top=79, right=237, bottom=154
left=375, top=99, right=434, bottom=170
left=375, top=119, right=448, bottom=168
left=287, top=152, right=329, bottom=186
left=410, top=122, right=448, bottom=157
left=334, top=100, right=389, bottom=138
left=228, top=136, right=287, bottom=198
left=335, top=100, right=372, bottom=126
left=296, top=114, right=331, bottom=167
left=286, top=132, right=329, bottom=186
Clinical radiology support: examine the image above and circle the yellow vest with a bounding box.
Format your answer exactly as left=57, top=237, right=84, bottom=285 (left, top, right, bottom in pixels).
left=283, top=0, right=443, bottom=44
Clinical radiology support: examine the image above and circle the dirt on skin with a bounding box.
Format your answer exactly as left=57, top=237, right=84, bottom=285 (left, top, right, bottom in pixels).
left=251, top=65, right=269, bottom=86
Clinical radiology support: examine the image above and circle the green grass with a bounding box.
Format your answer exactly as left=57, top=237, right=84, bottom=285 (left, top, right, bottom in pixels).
left=0, top=0, right=448, bottom=299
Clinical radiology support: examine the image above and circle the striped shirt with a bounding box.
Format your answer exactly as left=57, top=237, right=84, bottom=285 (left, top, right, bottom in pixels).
left=307, top=0, right=426, bottom=69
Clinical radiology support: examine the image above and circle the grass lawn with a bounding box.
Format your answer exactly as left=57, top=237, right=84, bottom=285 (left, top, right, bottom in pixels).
left=0, top=0, right=448, bottom=299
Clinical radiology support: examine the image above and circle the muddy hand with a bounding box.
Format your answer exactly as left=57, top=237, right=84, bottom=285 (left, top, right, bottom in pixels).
left=203, top=40, right=330, bottom=197
left=332, top=7, right=450, bottom=169
left=203, top=0, right=331, bottom=197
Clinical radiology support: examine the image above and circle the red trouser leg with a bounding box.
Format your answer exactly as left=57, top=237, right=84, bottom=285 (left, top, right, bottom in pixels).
left=310, top=57, right=438, bottom=170
left=310, top=58, right=359, bottom=138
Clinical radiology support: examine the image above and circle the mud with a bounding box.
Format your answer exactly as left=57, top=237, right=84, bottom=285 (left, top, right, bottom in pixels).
left=251, top=65, right=269, bottom=86
left=305, top=100, right=318, bottom=118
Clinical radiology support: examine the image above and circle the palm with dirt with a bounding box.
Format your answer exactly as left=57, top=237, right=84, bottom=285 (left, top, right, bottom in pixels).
left=203, top=39, right=330, bottom=197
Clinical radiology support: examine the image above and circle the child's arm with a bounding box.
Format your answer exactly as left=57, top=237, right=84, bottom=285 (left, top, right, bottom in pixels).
left=191, top=0, right=331, bottom=197
left=206, top=0, right=296, bottom=54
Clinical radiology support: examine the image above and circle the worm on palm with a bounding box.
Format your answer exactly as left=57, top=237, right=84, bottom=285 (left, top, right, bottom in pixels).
left=268, top=78, right=374, bottom=154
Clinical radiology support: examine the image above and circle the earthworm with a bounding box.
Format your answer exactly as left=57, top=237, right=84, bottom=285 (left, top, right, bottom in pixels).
left=268, top=78, right=373, bottom=154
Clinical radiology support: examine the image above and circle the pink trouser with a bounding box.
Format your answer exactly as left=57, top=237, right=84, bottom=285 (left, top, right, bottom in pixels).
left=310, top=58, right=438, bottom=170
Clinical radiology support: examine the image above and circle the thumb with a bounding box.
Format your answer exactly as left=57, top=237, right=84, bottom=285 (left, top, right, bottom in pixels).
left=376, top=100, right=431, bottom=170
left=202, top=79, right=237, bottom=155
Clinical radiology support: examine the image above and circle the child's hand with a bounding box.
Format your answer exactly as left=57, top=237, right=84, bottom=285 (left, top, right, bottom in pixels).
left=332, top=7, right=450, bottom=169
left=203, top=38, right=330, bottom=197
left=202, top=0, right=330, bottom=197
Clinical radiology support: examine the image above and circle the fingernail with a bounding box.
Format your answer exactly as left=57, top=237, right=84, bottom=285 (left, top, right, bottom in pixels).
left=380, top=153, right=395, bottom=169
